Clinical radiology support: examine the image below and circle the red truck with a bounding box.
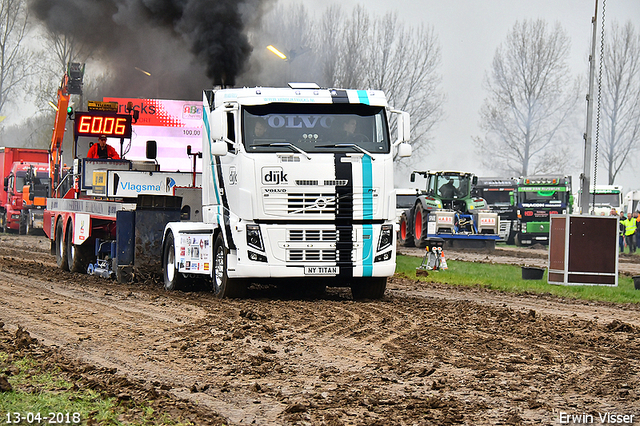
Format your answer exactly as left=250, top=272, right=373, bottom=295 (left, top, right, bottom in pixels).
left=0, top=147, right=50, bottom=233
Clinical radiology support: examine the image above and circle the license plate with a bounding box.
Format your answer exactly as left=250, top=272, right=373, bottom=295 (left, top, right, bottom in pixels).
left=305, top=266, right=338, bottom=275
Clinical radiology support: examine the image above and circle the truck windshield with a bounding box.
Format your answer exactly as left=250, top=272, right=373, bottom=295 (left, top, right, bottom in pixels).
left=481, top=190, right=512, bottom=206
left=520, top=190, right=568, bottom=204
left=591, top=193, right=620, bottom=207
left=435, top=175, right=470, bottom=199
left=242, top=103, right=390, bottom=154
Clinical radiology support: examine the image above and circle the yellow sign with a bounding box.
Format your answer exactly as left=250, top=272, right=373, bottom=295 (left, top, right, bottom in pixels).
left=87, top=101, right=119, bottom=112
left=0, top=116, right=6, bottom=123
left=92, top=171, right=107, bottom=195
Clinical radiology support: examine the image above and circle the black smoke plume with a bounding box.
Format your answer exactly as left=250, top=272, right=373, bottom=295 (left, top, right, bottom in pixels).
left=29, top=0, right=269, bottom=99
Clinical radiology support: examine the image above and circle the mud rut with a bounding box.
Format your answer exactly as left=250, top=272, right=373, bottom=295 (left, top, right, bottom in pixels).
left=1, top=234, right=639, bottom=425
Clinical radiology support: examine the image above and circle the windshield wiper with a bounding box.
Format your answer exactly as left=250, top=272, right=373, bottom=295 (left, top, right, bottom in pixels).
left=316, top=144, right=376, bottom=160
left=252, top=142, right=311, bottom=160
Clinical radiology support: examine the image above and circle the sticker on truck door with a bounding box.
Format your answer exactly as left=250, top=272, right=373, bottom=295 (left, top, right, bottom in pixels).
left=305, top=266, right=338, bottom=275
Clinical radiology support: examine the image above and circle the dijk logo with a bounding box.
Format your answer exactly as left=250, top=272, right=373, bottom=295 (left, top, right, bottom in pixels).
left=262, top=167, right=288, bottom=185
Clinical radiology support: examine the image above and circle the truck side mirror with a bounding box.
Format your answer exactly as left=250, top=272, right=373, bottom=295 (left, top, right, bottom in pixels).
left=396, top=111, right=410, bottom=143
left=210, top=141, right=228, bottom=156
left=410, top=172, right=416, bottom=183
left=397, top=142, right=411, bottom=158
left=472, top=176, right=478, bottom=185
left=3, top=177, right=7, bottom=191
left=208, top=108, right=226, bottom=141
left=146, top=140, right=157, bottom=159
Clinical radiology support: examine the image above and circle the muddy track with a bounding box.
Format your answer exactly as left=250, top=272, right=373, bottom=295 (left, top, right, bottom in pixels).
left=0, top=234, right=639, bottom=425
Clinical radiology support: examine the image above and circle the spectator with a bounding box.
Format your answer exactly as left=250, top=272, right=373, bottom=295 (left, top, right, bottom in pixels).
left=619, top=211, right=626, bottom=253
left=622, top=212, right=637, bottom=253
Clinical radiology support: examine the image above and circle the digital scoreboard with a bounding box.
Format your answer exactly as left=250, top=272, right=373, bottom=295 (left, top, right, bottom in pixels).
left=74, top=111, right=132, bottom=139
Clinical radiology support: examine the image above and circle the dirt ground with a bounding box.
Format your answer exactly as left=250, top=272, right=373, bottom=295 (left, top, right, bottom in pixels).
left=1, top=234, right=639, bottom=425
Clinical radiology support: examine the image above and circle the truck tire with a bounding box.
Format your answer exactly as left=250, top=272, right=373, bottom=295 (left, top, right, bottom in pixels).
left=0, top=212, right=6, bottom=233
left=351, top=277, right=387, bottom=300
left=18, top=211, right=27, bottom=235
left=398, top=212, right=414, bottom=247
left=55, top=219, right=69, bottom=271
left=163, top=231, right=187, bottom=291
left=212, top=233, right=247, bottom=299
left=514, top=233, right=523, bottom=247
left=413, top=203, right=429, bottom=248
left=66, top=221, right=92, bottom=273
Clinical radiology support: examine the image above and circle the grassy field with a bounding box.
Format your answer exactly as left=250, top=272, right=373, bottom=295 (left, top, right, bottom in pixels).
left=397, top=254, right=640, bottom=304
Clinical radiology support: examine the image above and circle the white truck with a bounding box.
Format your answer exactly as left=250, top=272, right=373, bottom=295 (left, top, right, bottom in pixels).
left=574, top=185, right=624, bottom=215
left=624, top=190, right=640, bottom=215
left=161, top=84, right=411, bottom=299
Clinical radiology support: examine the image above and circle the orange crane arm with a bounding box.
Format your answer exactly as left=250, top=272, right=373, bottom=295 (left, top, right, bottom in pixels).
left=50, top=75, right=70, bottom=197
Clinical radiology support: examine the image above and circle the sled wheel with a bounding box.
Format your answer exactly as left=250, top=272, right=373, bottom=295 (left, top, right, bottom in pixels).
left=66, top=220, right=92, bottom=273
left=55, top=219, right=69, bottom=271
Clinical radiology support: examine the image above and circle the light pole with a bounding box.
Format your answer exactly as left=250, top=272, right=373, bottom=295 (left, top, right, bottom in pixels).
left=135, top=67, right=158, bottom=98
left=266, top=45, right=310, bottom=83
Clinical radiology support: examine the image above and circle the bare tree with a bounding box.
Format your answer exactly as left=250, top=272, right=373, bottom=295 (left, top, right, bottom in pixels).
left=475, top=19, right=580, bottom=177
left=365, top=16, right=444, bottom=167
left=599, top=21, right=640, bottom=185
left=0, top=0, right=32, bottom=117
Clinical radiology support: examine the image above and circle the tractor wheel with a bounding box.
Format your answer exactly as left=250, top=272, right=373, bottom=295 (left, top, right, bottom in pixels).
left=163, top=231, right=187, bottom=291
left=212, top=233, right=247, bottom=299
left=398, top=212, right=414, bottom=247
left=413, top=203, right=429, bottom=248
left=55, top=219, right=69, bottom=271
left=351, top=277, right=387, bottom=300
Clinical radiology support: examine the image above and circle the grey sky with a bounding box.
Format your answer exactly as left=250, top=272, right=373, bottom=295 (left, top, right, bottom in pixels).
left=291, top=0, right=640, bottom=192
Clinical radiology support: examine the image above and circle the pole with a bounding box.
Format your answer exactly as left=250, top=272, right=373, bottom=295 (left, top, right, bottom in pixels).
left=580, top=0, right=598, bottom=215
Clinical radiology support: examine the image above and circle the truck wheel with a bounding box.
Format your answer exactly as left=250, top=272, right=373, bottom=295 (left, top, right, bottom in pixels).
left=514, top=233, right=523, bottom=247
left=18, top=211, right=27, bottom=235
left=66, top=223, right=92, bottom=273
left=398, top=212, right=414, bottom=247
left=351, top=277, right=387, bottom=300
left=413, top=203, right=428, bottom=248
left=0, top=212, right=6, bottom=233
left=213, top=233, right=247, bottom=299
left=163, top=231, right=187, bottom=291
left=55, top=220, right=69, bottom=271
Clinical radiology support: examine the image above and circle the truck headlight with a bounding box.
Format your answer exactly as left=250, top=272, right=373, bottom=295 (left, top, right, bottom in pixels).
left=377, top=224, right=393, bottom=251
left=246, top=224, right=264, bottom=251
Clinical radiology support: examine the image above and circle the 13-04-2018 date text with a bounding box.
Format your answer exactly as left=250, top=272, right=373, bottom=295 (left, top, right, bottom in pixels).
left=5, top=412, right=81, bottom=424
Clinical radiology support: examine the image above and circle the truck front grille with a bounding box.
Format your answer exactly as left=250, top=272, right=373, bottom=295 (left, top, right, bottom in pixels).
left=288, top=249, right=338, bottom=262
left=287, top=193, right=336, bottom=215
left=289, top=229, right=337, bottom=241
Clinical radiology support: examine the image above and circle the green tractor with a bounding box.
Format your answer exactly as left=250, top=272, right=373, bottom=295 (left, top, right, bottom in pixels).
left=398, top=171, right=499, bottom=250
